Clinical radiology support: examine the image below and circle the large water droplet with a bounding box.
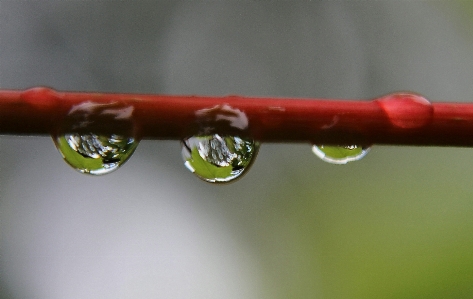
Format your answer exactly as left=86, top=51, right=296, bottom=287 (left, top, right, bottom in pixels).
left=312, top=144, right=370, bottom=164
left=54, top=133, right=138, bottom=175
left=53, top=101, right=138, bottom=175
left=375, top=92, right=433, bottom=129
left=182, top=134, right=259, bottom=183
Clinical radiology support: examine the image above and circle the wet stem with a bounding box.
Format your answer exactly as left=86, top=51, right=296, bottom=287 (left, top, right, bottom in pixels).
left=1, top=87, right=473, bottom=147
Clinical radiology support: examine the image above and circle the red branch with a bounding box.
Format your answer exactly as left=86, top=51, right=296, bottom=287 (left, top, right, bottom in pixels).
left=1, top=87, right=473, bottom=146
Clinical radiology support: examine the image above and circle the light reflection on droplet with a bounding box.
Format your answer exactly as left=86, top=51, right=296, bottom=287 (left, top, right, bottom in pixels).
left=182, top=134, right=258, bottom=183
left=53, top=101, right=138, bottom=175
left=312, top=144, right=370, bottom=164
left=54, top=133, right=138, bottom=175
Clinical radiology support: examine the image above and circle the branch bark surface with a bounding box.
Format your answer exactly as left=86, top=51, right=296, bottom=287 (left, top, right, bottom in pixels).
left=1, top=87, right=473, bottom=146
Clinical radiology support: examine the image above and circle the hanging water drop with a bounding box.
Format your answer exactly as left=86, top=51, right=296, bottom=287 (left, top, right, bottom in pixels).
left=54, top=133, right=138, bottom=175
left=182, top=134, right=259, bottom=183
left=184, top=104, right=257, bottom=183
left=312, top=144, right=370, bottom=164
left=53, top=101, right=138, bottom=175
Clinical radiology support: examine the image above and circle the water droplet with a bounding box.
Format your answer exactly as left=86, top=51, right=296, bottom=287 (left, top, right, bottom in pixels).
left=375, top=92, right=433, bottom=129
left=312, top=144, right=370, bottom=164
left=182, top=134, right=259, bottom=183
left=21, top=87, right=59, bottom=111
left=53, top=101, right=138, bottom=175
left=54, top=133, right=138, bottom=175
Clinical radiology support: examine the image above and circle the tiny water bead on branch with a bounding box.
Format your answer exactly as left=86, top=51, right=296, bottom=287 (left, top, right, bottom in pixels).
left=1, top=87, right=473, bottom=183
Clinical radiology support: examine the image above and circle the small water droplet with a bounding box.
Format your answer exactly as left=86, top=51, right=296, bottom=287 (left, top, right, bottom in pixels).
left=54, top=133, right=138, bottom=175
left=53, top=101, right=138, bottom=175
left=312, top=144, right=370, bottom=164
left=375, top=92, right=433, bottom=129
left=21, top=87, right=59, bottom=111
left=182, top=134, right=259, bottom=183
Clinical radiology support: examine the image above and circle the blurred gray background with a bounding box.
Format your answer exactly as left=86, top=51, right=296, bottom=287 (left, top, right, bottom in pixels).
left=2, top=1, right=473, bottom=298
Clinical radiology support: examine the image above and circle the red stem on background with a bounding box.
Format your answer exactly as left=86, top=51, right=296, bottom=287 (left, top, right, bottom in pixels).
left=1, top=87, right=473, bottom=146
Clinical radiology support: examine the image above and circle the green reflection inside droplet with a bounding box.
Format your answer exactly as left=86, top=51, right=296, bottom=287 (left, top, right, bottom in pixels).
left=182, top=134, right=259, bottom=183
left=54, top=133, right=138, bottom=175
left=312, top=145, right=370, bottom=164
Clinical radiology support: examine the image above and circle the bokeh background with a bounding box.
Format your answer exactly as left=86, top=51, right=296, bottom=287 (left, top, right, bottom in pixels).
left=2, top=1, right=473, bottom=298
